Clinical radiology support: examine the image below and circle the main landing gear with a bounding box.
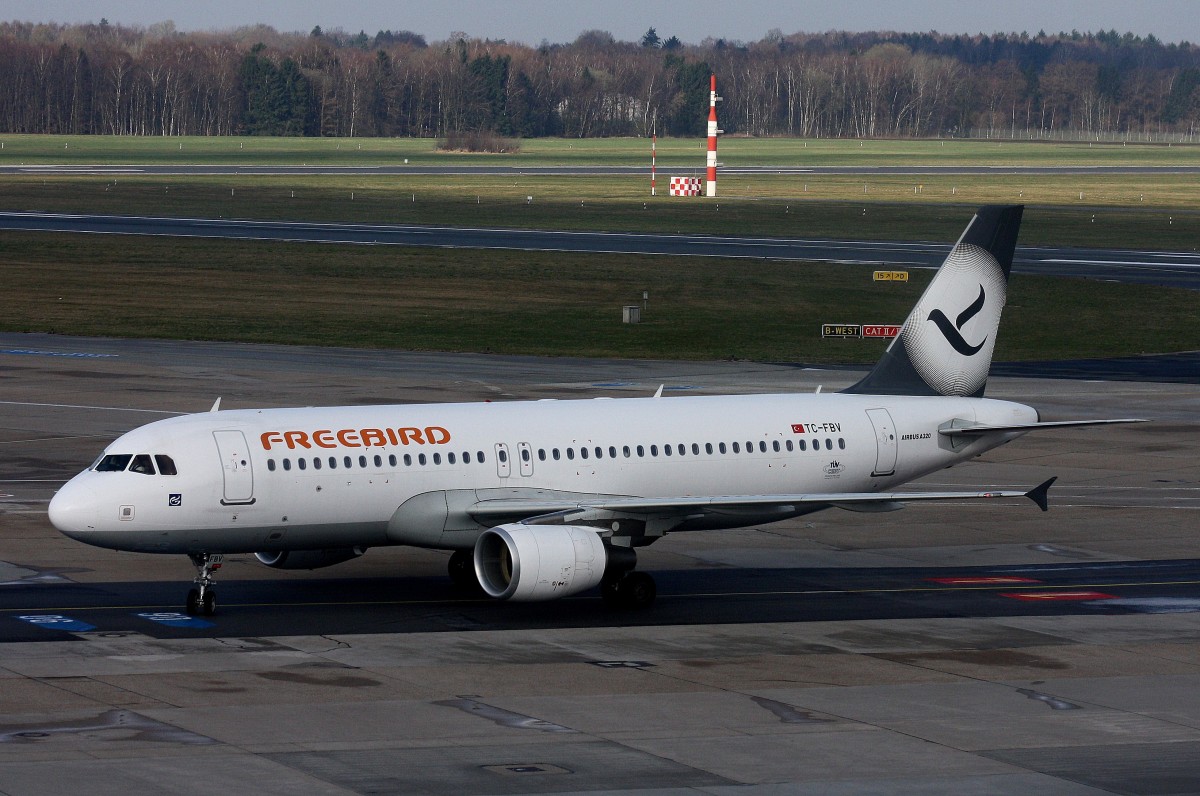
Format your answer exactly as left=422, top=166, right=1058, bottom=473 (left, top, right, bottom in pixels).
left=447, top=549, right=479, bottom=591
left=185, top=553, right=222, bottom=616
left=600, top=546, right=656, bottom=610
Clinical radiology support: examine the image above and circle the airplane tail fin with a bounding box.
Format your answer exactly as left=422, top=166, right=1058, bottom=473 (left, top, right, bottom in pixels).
left=843, top=205, right=1024, bottom=398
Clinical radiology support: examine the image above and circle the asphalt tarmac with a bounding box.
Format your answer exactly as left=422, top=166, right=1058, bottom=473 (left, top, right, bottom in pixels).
left=2, top=211, right=1198, bottom=290
left=1, top=335, right=1198, bottom=794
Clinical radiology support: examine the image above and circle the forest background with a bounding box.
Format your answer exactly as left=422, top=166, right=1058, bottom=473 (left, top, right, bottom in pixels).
left=4, top=20, right=1200, bottom=142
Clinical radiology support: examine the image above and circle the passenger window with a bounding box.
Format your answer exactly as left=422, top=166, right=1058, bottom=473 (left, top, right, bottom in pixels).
left=595, top=447, right=603, bottom=459
left=839, top=438, right=846, bottom=450
left=283, top=459, right=292, bottom=471
left=129, top=454, right=155, bottom=475
left=418, top=453, right=427, bottom=466
left=498, top=449, right=508, bottom=463
left=692, top=443, right=700, bottom=455
left=826, top=438, right=833, bottom=449
left=609, top=446, right=617, bottom=458
left=389, top=454, right=397, bottom=466
left=329, top=457, right=338, bottom=469
left=538, top=449, right=546, bottom=461
left=705, top=443, right=713, bottom=454
left=433, top=453, right=441, bottom=465
left=786, top=440, right=793, bottom=452
left=650, top=445, right=659, bottom=457
left=313, top=458, right=322, bottom=470
left=772, top=441, right=780, bottom=453
left=298, top=458, right=307, bottom=471
left=553, top=448, right=561, bottom=461
left=663, top=445, right=672, bottom=457
left=268, top=459, right=277, bottom=472
left=719, top=442, right=726, bottom=454
left=478, top=452, right=486, bottom=463
left=623, top=446, right=631, bottom=458
left=464, top=452, right=472, bottom=464
left=154, top=455, right=178, bottom=476
left=637, top=445, right=644, bottom=457
left=732, top=442, right=740, bottom=453
left=404, top=454, right=412, bottom=466
left=375, top=455, right=383, bottom=467
left=448, top=452, right=456, bottom=465
left=567, top=448, right=575, bottom=460
left=520, top=448, right=530, bottom=462
left=799, top=440, right=807, bottom=451
left=95, top=454, right=133, bottom=472
left=581, top=447, right=589, bottom=460
left=344, top=456, right=352, bottom=468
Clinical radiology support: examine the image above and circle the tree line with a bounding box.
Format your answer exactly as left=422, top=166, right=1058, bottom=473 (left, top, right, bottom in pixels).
left=2, top=19, right=1200, bottom=140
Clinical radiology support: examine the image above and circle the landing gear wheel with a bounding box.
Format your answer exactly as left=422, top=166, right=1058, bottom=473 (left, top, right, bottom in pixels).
left=186, top=552, right=223, bottom=617
left=448, top=549, right=480, bottom=590
left=601, top=571, right=657, bottom=609
left=619, top=571, right=657, bottom=609
left=185, top=588, right=201, bottom=616
left=600, top=576, right=622, bottom=605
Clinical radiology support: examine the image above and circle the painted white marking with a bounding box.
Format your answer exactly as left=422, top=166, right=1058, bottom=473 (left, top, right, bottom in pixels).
left=0, top=400, right=182, bottom=415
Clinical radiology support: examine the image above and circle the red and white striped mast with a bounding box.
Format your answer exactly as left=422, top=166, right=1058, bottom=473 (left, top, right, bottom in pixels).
left=706, top=73, right=721, bottom=197
left=650, top=131, right=657, bottom=196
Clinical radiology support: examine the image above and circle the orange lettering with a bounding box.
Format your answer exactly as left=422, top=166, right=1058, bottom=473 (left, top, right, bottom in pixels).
left=337, top=429, right=361, bottom=447
left=313, top=429, right=336, bottom=448
left=425, top=426, right=451, bottom=444
left=261, top=431, right=284, bottom=451
left=361, top=428, right=387, bottom=447
left=397, top=427, right=425, bottom=445
left=284, top=430, right=311, bottom=450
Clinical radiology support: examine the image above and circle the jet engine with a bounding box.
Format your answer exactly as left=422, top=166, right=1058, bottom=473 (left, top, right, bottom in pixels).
left=474, top=524, right=607, bottom=601
left=254, top=548, right=364, bottom=570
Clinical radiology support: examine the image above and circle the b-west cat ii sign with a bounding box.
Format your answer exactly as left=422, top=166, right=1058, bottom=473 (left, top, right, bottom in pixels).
left=821, top=324, right=900, bottom=338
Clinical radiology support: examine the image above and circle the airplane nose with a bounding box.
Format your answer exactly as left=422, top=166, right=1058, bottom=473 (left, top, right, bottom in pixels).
left=48, top=478, right=100, bottom=539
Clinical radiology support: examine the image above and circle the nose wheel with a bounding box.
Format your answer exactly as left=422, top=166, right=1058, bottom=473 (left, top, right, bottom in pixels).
left=185, top=553, right=222, bottom=616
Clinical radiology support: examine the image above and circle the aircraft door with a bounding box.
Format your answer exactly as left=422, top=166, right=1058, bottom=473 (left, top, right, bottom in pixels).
left=865, top=408, right=897, bottom=477
left=495, top=443, right=511, bottom=479
left=213, top=430, right=255, bottom=504
left=517, top=442, right=534, bottom=477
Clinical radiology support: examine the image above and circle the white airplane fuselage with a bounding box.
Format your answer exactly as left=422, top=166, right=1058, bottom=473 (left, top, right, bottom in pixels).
left=49, top=391, right=1035, bottom=556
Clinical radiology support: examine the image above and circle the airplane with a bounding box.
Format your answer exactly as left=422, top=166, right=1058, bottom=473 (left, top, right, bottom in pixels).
left=48, top=205, right=1140, bottom=616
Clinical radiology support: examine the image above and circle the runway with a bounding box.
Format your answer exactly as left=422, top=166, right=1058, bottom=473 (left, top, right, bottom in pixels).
left=7, top=163, right=1200, bottom=176
left=1, top=336, right=1198, bottom=795
left=2, top=210, right=1199, bottom=289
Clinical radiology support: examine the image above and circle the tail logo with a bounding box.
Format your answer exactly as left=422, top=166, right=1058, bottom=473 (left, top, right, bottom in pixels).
left=926, top=285, right=987, bottom=356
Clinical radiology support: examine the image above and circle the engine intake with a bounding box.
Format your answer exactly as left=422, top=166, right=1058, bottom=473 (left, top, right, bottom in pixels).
left=474, top=524, right=607, bottom=601
left=254, top=547, right=364, bottom=570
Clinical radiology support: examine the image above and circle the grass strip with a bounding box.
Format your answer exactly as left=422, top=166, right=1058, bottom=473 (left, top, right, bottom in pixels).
left=1, top=232, right=1195, bottom=362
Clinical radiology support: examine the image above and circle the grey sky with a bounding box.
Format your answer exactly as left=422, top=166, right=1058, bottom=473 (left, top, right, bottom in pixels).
left=7, top=0, right=1200, bottom=46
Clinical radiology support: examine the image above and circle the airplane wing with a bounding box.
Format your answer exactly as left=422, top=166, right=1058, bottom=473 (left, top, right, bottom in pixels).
left=468, top=478, right=1057, bottom=530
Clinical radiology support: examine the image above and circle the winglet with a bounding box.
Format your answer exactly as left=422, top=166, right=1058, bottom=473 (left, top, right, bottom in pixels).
left=209, top=397, right=222, bottom=413
left=1025, top=477, right=1056, bottom=512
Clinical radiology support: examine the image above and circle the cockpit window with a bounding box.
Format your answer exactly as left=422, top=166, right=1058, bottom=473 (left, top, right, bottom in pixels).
left=94, top=454, right=133, bottom=472
left=129, top=454, right=156, bottom=475
left=154, top=455, right=178, bottom=476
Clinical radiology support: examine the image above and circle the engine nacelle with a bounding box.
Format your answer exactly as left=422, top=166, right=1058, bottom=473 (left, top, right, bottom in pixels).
left=254, top=547, right=364, bottom=570
left=474, top=524, right=607, bottom=601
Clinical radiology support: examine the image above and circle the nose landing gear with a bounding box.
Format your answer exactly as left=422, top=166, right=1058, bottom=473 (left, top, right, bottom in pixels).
left=185, top=553, right=222, bottom=616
